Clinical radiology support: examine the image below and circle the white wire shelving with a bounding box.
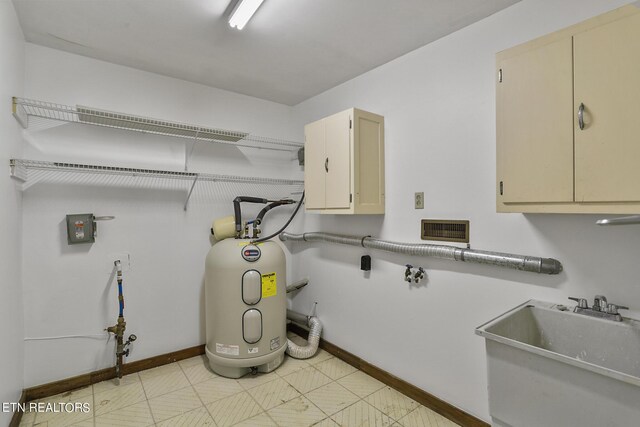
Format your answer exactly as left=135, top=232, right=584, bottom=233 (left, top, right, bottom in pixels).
left=10, top=97, right=305, bottom=209
left=12, top=97, right=304, bottom=153
left=10, top=159, right=304, bottom=210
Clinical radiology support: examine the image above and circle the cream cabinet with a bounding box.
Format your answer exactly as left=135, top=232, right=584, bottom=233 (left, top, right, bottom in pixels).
left=304, top=108, right=384, bottom=214
left=497, top=5, right=640, bottom=213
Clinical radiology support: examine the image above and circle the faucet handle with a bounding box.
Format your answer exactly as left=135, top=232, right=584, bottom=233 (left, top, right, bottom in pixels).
left=605, top=303, right=629, bottom=315
left=568, top=297, right=588, bottom=309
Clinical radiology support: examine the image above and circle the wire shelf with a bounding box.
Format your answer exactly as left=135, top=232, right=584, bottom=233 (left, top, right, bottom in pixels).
left=10, top=159, right=304, bottom=209
left=12, top=97, right=304, bottom=152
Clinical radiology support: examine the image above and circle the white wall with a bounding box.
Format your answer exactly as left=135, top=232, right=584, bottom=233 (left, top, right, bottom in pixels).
left=0, top=1, right=25, bottom=426
left=289, top=0, right=640, bottom=421
left=21, top=44, right=301, bottom=386
left=14, top=0, right=640, bottom=422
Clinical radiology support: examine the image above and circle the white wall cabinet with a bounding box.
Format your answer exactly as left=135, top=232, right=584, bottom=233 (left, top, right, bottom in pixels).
left=304, top=108, right=384, bottom=214
left=496, top=5, right=640, bottom=213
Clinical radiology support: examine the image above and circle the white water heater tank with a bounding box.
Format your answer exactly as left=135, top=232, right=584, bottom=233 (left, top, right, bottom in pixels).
left=204, top=238, right=287, bottom=378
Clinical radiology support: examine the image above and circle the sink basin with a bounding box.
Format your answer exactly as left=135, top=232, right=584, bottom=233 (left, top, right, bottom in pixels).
left=476, top=300, right=640, bottom=427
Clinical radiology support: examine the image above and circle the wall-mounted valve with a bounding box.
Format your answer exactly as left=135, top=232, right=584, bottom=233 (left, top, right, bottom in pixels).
left=122, top=334, right=137, bottom=357
left=106, top=259, right=136, bottom=380
left=404, top=265, right=413, bottom=282
left=404, top=265, right=426, bottom=284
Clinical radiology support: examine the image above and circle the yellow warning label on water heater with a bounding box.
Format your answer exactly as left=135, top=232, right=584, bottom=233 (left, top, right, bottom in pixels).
left=261, top=272, right=277, bottom=298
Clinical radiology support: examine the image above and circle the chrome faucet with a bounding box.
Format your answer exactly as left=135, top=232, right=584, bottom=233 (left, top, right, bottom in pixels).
left=593, top=295, right=608, bottom=312
left=568, top=295, right=629, bottom=322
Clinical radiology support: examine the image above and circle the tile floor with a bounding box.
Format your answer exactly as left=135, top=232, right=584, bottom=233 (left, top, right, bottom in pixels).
left=19, top=332, right=459, bottom=427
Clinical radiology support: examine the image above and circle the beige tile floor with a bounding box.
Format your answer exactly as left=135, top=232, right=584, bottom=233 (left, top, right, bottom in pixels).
left=20, top=333, right=459, bottom=427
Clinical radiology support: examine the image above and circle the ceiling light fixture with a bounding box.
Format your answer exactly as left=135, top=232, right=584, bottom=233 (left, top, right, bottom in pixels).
left=229, top=0, right=265, bottom=30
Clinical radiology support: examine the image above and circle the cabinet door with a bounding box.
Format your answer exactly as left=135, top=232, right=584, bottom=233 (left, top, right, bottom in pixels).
left=497, top=37, right=574, bottom=203
left=324, top=111, right=351, bottom=209
left=304, top=119, right=326, bottom=209
left=574, top=13, right=640, bottom=202
left=355, top=110, right=384, bottom=210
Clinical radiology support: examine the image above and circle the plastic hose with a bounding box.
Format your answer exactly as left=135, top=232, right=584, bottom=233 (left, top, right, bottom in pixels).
left=255, top=200, right=295, bottom=225
left=252, top=192, right=304, bottom=244
left=286, top=316, right=322, bottom=359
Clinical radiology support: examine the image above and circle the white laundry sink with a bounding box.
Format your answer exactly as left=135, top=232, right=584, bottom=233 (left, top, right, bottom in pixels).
left=476, top=300, right=640, bottom=427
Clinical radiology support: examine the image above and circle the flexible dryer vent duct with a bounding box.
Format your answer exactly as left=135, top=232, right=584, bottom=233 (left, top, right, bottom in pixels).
left=279, top=232, right=563, bottom=274
left=286, top=310, right=322, bottom=359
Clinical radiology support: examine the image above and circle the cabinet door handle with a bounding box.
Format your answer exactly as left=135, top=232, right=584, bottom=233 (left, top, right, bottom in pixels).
left=578, top=103, right=585, bottom=130
left=325, top=157, right=329, bottom=172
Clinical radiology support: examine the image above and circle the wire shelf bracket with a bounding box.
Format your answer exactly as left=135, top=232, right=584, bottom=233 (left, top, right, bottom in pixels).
left=184, top=174, right=199, bottom=211
left=9, top=159, right=27, bottom=182
left=12, top=98, right=28, bottom=129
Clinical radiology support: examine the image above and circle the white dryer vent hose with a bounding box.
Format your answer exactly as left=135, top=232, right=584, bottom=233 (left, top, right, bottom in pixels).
left=286, top=317, right=322, bottom=359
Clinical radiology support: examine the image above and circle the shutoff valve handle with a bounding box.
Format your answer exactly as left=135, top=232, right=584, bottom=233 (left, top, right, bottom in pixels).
left=568, top=297, right=588, bottom=309
left=404, top=265, right=413, bottom=282
left=606, top=303, right=629, bottom=315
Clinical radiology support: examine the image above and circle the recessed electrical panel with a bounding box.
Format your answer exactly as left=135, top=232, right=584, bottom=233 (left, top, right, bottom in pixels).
left=66, top=214, right=96, bottom=244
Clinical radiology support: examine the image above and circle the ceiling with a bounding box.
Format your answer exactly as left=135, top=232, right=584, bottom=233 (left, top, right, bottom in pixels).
left=13, top=0, right=518, bottom=105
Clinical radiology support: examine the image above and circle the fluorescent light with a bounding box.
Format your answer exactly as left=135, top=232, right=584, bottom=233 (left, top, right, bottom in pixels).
left=229, top=0, right=265, bottom=30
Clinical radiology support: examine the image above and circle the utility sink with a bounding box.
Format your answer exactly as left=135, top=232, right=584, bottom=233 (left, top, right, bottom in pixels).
left=476, top=300, right=640, bottom=427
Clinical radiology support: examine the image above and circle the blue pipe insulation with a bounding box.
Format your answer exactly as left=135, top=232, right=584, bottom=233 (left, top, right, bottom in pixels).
left=118, top=281, right=124, bottom=317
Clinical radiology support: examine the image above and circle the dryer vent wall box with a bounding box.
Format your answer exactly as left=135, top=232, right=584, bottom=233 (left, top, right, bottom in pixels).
left=304, top=108, right=385, bottom=214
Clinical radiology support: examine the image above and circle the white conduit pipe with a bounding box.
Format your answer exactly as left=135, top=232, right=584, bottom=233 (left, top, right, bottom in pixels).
left=280, top=232, right=563, bottom=275
left=286, top=309, right=322, bottom=359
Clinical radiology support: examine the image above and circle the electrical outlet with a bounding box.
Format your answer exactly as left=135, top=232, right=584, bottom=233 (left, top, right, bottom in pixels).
left=415, top=192, right=424, bottom=209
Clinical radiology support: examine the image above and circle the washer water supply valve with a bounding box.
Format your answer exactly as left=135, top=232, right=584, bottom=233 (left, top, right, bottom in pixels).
left=404, top=264, right=413, bottom=282
left=404, top=265, right=426, bottom=283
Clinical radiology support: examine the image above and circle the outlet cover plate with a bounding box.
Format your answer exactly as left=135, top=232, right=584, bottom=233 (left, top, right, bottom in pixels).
left=415, top=192, right=424, bottom=209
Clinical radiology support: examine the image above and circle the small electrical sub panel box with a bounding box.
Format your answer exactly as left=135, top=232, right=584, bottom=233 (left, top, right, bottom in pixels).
left=66, top=213, right=114, bottom=245
left=66, top=214, right=95, bottom=244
